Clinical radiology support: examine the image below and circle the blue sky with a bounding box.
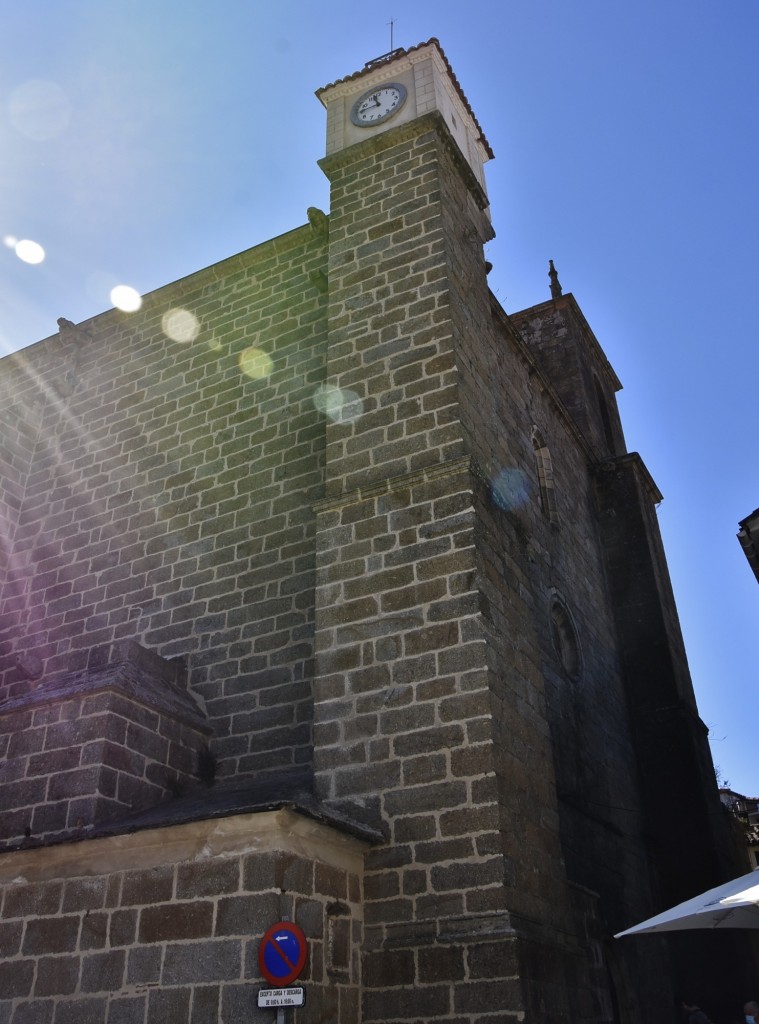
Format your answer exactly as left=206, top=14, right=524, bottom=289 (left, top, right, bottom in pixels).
left=2, top=0, right=758, bottom=793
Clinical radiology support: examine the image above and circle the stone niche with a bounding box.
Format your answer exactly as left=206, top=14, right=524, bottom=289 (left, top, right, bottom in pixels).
left=0, top=640, right=210, bottom=849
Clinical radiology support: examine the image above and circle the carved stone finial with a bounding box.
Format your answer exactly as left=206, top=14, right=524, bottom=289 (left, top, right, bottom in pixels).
left=57, top=317, right=91, bottom=345
left=548, top=260, right=563, bottom=299
left=53, top=317, right=89, bottom=398
left=307, top=207, right=329, bottom=240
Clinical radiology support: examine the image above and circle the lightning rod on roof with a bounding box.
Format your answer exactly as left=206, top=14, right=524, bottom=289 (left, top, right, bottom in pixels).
left=364, top=19, right=403, bottom=68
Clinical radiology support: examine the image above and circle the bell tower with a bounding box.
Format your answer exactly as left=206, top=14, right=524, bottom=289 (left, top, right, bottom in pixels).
left=310, top=40, right=538, bottom=1023
left=313, top=39, right=496, bottom=498
left=316, top=38, right=493, bottom=241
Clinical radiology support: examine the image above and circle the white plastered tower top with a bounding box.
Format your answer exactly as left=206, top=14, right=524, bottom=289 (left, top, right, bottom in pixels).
left=316, top=39, right=493, bottom=199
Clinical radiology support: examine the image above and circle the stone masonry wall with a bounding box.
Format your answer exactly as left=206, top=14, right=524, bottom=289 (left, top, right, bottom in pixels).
left=431, top=133, right=644, bottom=1018
left=458, top=303, right=652, bottom=926
left=310, top=107, right=662, bottom=1019
left=594, top=456, right=741, bottom=893
left=314, top=119, right=521, bottom=1020
left=318, top=120, right=469, bottom=496
left=0, top=359, right=44, bottom=596
left=510, top=300, right=623, bottom=461
left=434, top=112, right=668, bottom=1017
left=432, top=125, right=575, bottom=932
left=0, top=809, right=366, bottom=1024
left=0, top=225, right=329, bottom=782
left=0, top=640, right=211, bottom=848
left=455, top=314, right=665, bottom=1019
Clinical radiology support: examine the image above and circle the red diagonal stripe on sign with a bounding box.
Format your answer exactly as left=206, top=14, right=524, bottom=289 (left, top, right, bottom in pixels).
left=271, top=934, right=297, bottom=972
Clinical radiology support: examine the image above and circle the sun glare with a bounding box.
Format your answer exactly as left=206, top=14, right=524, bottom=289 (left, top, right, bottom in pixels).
left=239, top=347, right=273, bottom=380
left=110, top=285, right=142, bottom=312
left=312, top=384, right=364, bottom=424
left=162, top=308, right=200, bottom=343
left=14, top=239, right=46, bottom=265
left=490, top=468, right=529, bottom=511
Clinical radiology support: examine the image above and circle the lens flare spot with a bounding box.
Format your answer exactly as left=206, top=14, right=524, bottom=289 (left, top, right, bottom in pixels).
left=9, top=79, right=70, bottom=141
left=239, top=347, right=273, bottom=380
left=162, top=308, right=200, bottom=343
left=490, top=468, right=529, bottom=511
left=14, top=239, right=45, bottom=264
left=110, top=285, right=142, bottom=312
left=4, top=236, right=17, bottom=249
left=313, top=384, right=364, bottom=424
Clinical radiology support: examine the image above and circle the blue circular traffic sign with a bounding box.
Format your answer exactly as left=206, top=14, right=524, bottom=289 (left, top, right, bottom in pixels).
left=258, top=921, right=308, bottom=986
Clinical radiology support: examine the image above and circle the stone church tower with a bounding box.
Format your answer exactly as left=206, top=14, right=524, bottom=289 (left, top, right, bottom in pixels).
left=0, top=40, right=751, bottom=1024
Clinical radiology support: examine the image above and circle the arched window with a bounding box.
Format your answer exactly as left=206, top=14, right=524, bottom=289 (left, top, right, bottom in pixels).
left=531, top=427, right=559, bottom=525
left=549, top=596, right=582, bottom=681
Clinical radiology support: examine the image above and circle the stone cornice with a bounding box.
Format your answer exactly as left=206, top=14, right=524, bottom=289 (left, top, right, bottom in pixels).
left=510, top=292, right=623, bottom=394
left=0, top=807, right=372, bottom=880
left=318, top=110, right=490, bottom=213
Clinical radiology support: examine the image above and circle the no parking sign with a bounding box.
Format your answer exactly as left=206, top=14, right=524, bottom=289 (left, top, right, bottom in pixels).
left=258, top=921, right=308, bottom=987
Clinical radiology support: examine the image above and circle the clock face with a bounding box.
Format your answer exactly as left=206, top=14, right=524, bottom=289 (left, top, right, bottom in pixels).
left=350, top=83, right=407, bottom=127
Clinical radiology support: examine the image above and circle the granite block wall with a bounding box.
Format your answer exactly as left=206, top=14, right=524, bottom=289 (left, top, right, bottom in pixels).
left=312, top=119, right=526, bottom=1016
left=0, top=366, right=43, bottom=620
left=0, top=810, right=366, bottom=1024
left=312, top=108, right=676, bottom=1019
left=0, top=224, right=330, bottom=784
left=0, top=641, right=210, bottom=848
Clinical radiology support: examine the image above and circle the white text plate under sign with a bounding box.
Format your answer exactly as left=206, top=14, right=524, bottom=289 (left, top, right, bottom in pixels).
left=258, top=988, right=305, bottom=1008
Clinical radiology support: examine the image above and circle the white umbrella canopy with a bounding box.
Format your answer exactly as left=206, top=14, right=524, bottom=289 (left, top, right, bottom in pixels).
left=615, top=868, right=759, bottom=936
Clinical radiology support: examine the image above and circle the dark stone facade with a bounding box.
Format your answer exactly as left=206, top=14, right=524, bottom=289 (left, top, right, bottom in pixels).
left=0, top=40, right=752, bottom=1024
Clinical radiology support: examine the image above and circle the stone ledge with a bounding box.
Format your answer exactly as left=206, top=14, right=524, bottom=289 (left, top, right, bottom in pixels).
left=0, top=640, right=207, bottom=729
left=0, top=642, right=214, bottom=848
left=374, top=911, right=517, bottom=950
left=0, top=797, right=380, bottom=875
left=313, top=455, right=473, bottom=514
left=318, top=110, right=490, bottom=214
